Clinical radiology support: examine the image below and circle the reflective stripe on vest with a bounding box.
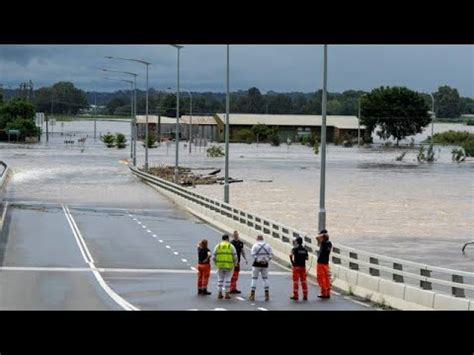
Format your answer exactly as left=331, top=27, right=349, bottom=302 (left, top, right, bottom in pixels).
left=215, top=242, right=234, bottom=269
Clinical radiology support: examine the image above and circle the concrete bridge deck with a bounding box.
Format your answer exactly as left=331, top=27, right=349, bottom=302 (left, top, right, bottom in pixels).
left=0, top=198, right=370, bottom=310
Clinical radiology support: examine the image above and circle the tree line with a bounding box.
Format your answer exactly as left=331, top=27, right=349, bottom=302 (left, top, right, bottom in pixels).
left=1, top=82, right=473, bottom=119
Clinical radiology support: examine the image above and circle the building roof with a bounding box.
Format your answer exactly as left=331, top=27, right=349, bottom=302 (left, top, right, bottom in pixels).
left=136, top=115, right=179, bottom=125
left=215, top=114, right=365, bottom=129
left=180, top=115, right=217, bottom=125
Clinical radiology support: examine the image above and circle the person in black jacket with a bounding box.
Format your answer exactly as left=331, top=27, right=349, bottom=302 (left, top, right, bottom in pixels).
left=290, top=236, right=309, bottom=301
left=316, top=229, right=332, bottom=299
left=197, top=239, right=212, bottom=295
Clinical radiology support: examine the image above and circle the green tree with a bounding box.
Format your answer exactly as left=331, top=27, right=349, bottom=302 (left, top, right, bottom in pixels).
left=100, top=132, right=116, bottom=148
left=251, top=123, right=272, bottom=141
left=106, top=97, right=128, bottom=115
left=115, top=133, right=127, bottom=149
left=433, top=85, right=463, bottom=118
left=33, top=82, right=88, bottom=115
left=235, top=87, right=265, bottom=113
left=0, top=97, right=40, bottom=138
left=360, top=86, right=431, bottom=146
left=235, top=129, right=255, bottom=143
left=269, top=127, right=280, bottom=146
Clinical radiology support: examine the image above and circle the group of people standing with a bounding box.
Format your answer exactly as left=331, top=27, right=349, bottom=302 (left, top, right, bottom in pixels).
left=196, top=229, right=332, bottom=302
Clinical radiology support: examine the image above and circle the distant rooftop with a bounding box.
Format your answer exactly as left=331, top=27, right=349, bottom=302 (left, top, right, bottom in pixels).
left=136, top=115, right=178, bottom=125
left=180, top=115, right=217, bottom=125
left=215, top=114, right=364, bottom=130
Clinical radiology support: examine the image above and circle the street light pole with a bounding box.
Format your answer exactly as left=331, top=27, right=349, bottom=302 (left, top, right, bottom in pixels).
left=318, top=44, right=328, bottom=232
left=94, top=94, right=97, bottom=140
left=100, top=67, right=138, bottom=165
left=429, top=93, right=435, bottom=144
left=224, top=45, right=230, bottom=204
left=144, top=63, right=150, bottom=171
left=170, top=45, right=183, bottom=184
left=103, top=77, right=134, bottom=162
left=188, top=92, right=193, bottom=153
left=104, top=57, right=150, bottom=171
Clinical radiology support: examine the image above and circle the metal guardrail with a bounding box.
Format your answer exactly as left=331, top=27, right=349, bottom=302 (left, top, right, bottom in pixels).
left=0, top=161, right=9, bottom=188
left=130, top=166, right=474, bottom=300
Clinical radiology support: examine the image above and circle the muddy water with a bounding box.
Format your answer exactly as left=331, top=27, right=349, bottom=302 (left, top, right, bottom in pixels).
left=2, top=120, right=473, bottom=271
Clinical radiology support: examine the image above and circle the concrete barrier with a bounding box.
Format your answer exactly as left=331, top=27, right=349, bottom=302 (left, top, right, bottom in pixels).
left=433, top=294, right=470, bottom=310
left=135, top=169, right=473, bottom=310
left=404, top=285, right=436, bottom=309
left=379, top=279, right=406, bottom=300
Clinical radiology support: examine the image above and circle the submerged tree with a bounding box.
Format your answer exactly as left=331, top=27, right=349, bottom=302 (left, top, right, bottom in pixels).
left=360, top=86, right=431, bottom=146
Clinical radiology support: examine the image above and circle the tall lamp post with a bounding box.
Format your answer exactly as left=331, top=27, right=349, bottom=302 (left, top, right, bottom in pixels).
left=105, top=56, right=150, bottom=171
left=101, top=68, right=138, bottom=165
left=429, top=93, right=435, bottom=143
left=224, top=45, right=230, bottom=203
left=103, top=77, right=134, bottom=160
left=318, top=44, right=328, bottom=232
left=170, top=45, right=183, bottom=183
left=181, top=90, right=193, bottom=153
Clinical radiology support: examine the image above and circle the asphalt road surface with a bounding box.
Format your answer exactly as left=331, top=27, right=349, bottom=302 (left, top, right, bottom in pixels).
left=0, top=196, right=371, bottom=310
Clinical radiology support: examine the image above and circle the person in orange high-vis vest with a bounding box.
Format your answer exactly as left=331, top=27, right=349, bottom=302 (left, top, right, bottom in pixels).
left=316, top=229, right=332, bottom=299
left=197, top=239, right=212, bottom=295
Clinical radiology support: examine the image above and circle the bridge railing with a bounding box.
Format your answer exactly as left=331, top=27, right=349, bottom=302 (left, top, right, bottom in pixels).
left=130, top=166, right=474, bottom=301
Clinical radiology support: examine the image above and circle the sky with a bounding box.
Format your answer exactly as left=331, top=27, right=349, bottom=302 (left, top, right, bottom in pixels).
left=0, top=45, right=473, bottom=97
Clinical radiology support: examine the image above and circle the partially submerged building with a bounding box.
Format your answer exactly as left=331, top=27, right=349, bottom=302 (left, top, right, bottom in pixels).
left=214, top=114, right=365, bottom=142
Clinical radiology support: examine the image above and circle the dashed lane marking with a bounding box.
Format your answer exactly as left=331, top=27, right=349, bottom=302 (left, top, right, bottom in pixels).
left=181, top=259, right=188, bottom=263
left=152, top=234, right=157, bottom=238
left=258, top=307, right=268, bottom=311
left=147, top=230, right=152, bottom=233
left=173, top=252, right=179, bottom=255
left=166, top=245, right=171, bottom=249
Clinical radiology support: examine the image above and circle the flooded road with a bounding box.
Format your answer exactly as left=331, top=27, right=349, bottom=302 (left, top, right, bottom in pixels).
left=2, top=120, right=473, bottom=272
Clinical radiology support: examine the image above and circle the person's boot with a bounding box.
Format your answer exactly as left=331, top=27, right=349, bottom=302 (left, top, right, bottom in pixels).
left=224, top=292, right=231, bottom=300
left=249, top=290, right=255, bottom=301
left=303, top=294, right=308, bottom=301
left=202, top=289, right=211, bottom=295
left=218, top=290, right=223, bottom=299
left=198, top=289, right=203, bottom=295
left=264, top=290, right=270, bottom=301
left=290, top=294, right=299, bottom=301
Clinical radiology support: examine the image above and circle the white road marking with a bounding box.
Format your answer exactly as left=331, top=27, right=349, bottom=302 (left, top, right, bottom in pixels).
left=181, top=259, right=188, bottom=263
left=173, top=252, right=179, bottom=255
left=0, top=201, right=9, bottom=232
left=258, top=307, right=268, bottom=311
left=0, top=265, right=290, bottom=276
left=166, top=245, right=171, bottom=249
left=152, top=234, right=157, bottom=238
left=62, top=205, right=91, bottom=264
left=159, top=240, right=164, bottom=243
left=137, top=221, right=141, bottom=224
left=133, top=218, right=137, bottom=221
left=236, top=297, right=245, bottom=301
left=0, top=266, right=91, bottom=272
left=63, top=205, right=138, bottom=311
left=142, top=225, right=146, bottom=229
left=214, top=308, right=227, bottom=311
left=147, top=229, right=152, bottom=233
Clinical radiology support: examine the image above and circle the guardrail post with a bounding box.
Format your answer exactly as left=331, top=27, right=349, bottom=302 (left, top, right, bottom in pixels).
left=369, top=257, right=380, bottom=276
left=420, top=269, right=432, bottom=290
left=393, top=263, right=404, bottom=283
left=451, top=275, right=465, bottom=298
left=349, top=252, right=359, bottom=270
left=331, top=247, right=341, bottom=264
